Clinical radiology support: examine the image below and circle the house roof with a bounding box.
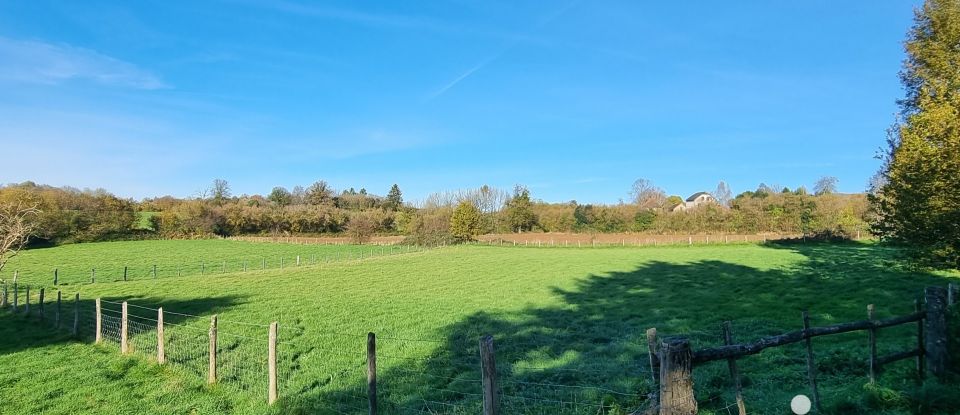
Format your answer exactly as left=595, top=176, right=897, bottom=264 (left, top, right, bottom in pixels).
left=686, top=192, right=712, bottom=202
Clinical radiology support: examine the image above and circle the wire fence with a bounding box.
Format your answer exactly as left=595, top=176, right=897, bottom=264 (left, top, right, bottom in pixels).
left=1, top=282, right=955, bottom=414
left=2, top=244, right=433, bottom=287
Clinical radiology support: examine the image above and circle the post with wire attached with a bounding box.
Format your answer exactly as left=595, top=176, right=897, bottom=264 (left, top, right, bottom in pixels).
left=72, top=293, right=80, bottom=337
left=121, top=301, right=129, bottom=354
left=268, top=322, right=278, bottom=405
left=924, top=286, right=948, bottom=379
left=368, top=332, right=377, bottom=415
left=867, top=304, right=878, bottom=382
left=722, top=322, right=746, bottom=415
left=208, top=315, right=218, bottom=384
left=802, top=311, right=821, bottom=412
left=39, top=288, right=45, bottom=320
left=659, top=337, right=696, bottom=415
left=480, top=334, right=499, bottom=415
left=157, top=307, right=165, bottom=364
left=646, top=328, right=659, bottom=396
left=95, top=298, right=102, bottom=343
left=55, top=290, right=62, bottom=329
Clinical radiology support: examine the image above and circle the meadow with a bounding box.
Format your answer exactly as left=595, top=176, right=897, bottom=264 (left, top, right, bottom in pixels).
left=1, top=240, right=958, bottom=414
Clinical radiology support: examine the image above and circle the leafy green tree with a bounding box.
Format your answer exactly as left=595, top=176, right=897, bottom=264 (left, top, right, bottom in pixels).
left=268, top=187, right=292, bottom=207
left=449, top=201, right=483, bottom=241
left=385, top=184, right=403, bottom=211
left=873, top=0, right=960, bottom=267
left=505, top=186, right=537, bottom=232
left=305, top=180, right=334, bottom=205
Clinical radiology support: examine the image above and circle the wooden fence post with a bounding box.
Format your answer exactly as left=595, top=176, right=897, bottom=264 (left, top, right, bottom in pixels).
left=153, top=265, right=157, bottom=279
left=25, top=285, right=30, bottom=314
left=72, top=293, right=79, bottom=337
left=480, top=334, right=499, bottom=415
left=915, top=298, right=925, bottom=379
left=268, top=322, right=278, bottom=405
left=949, top=283, right=957, bottom=306
left=121, top=301, right=129, bottom=354
left=123, top=266, right=128, bottom=281
left=802, top=311, right=822, bottom=412
left=91, top=268, right=95, bottom=283
left=368, top=332, right=377, bottom=415
left=646, top=328, right=660, bottom=390
left=55, top=290, right=62, bottom=329
left=208, top=315, right=217, bottom=384
left=2, top=280, right=7, bottom=308
left=157, top=307, right=165, bottom=364
left=95, top=298, right=102, bottom=343
left=867, top=304, right=878, bottom=382
left=54, top=268, right=58, bottom=285
left=12, top=275, right=17, bottom=312
left=924, top=286, right=948, bottom=379
left=722, top=322, right=746, bottom=415
left=38, top=288, right=45, bottom=320
left=659, top=337, right=696, bottom=415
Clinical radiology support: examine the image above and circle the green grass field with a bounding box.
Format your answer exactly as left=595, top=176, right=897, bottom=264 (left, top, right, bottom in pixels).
left=1, top=240, right=958, bottom=414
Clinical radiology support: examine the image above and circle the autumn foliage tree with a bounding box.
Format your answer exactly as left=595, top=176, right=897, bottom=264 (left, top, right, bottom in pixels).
left=872, top=0, right=960, bottom=267
left=449, top=201, right=483, bottom=241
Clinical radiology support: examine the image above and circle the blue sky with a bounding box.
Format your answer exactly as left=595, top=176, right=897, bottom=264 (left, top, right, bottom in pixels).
left=0, top=1, right=921, bottom=203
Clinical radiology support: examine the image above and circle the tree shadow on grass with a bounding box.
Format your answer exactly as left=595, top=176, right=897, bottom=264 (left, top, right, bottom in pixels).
left=273, top=242, right=958, bottom=414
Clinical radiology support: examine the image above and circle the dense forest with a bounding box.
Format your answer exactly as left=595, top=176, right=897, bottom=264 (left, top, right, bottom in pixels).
left=0, top=177, right=869, bottom=245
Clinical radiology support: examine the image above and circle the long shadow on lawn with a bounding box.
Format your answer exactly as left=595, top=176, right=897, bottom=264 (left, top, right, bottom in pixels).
left=277, top=242, right=958, bottom=414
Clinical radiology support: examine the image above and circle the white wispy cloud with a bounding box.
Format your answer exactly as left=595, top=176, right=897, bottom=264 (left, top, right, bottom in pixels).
left=0, top=37, right=166, bottom=89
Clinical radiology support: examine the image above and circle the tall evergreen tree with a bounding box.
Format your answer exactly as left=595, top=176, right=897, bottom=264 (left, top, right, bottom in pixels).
left=385, top=184, right=403, bottom=211
left=873, top=0, right=960, bottom=267
left=505, top=186, right=537, bottom=232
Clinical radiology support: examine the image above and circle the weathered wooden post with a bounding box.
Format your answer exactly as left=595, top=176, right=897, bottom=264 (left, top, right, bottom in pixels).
left=12, top=274, right=17, bottom=312
left=54, top=268, right=58, bottom=285
left=646, top=328, right=660, bottom=390
left=924, top=287, right=948, bottom=379
left=268, top=322, right=278, bottom=405
left=72, top=293, right=79, bottom=337
left=916, top=298, right=925, bottom=379
left=123, top=266, right=128, bottom=281
left=722, top=322, right=746, bottom=415
left=659, top=337, right=696, bottom=415
left=480, top=335, right=499, bottom=415
left=25, top=285, right=30, bottom=314
left=38, top=288, right=45, bottom=320
left=1, top=280, right=6, bottom=308
left=55, top=290, right=62, bottom=329
left=91, top=268, right=95, bottom=283
left=121, top=301, right=129, bottom=354
left=95, top=298, right=103, bottom=343
left=296, top=255, right=300, bottom=266
left=208, top=315, right=218, bottom=384
left=867, top=304, right=878, bottom=382
left=368, top=332, right=377, bottom=415
left=157, top=307, right=165, bottom=364
left=802, top=311, right=822, bottom=412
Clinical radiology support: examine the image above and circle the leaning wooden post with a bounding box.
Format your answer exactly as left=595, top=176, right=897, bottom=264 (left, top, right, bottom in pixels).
left=722, top=322, right=746, bottom=415
left=802, top=311, right=822, bottom=412
left=646, top=328, right=660, bottom=391
left=208, top=315, right=218, bottom=384
left=72, top=293, right=80, bottom=337
left=367, top=332, right=377, bottom=415
left=867, top=304, right=878, bottom=382
left=268, top=322, right=278, bottom=405
left=95, top=298, right=103, bottom=343
left=915, top=298, right=925, bottom=380
left=121, top=301, right=129, bottom=354
left=157, top=307, right=165, bottom=364
left=55, top=290, right=62, bottom=329
left=924, top=286, right=948, bottom=379
left=659, top=337, right=696, bottom=415
left=479, top=334, right=499, bottom=415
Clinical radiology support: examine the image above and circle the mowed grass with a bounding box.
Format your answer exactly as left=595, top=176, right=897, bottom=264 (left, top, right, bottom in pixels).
left=1, top=240, right=958, bottom=414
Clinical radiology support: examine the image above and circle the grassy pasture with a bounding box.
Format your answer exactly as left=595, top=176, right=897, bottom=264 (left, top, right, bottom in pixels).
left=1, top=240, right=958, bottom=414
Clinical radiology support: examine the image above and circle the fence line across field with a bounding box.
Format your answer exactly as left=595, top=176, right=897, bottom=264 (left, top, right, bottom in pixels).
left=2, top=281, right=956, bottom=414
left=2, top=243, right=434, bottom=287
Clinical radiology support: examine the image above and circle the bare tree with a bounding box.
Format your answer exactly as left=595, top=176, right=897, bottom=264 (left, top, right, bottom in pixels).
left=0, top=201, right=39, bottom=273
left=630, top=178, right=667, bottom=210
left=210, top=178, right=231, bottom=206
left=714, top=181, right=733, bottom=207
left=814, top=176, right=839, bottom=195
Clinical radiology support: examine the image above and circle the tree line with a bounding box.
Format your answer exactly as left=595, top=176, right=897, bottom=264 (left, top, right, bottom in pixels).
left=0, top=176, right=869, bottom=246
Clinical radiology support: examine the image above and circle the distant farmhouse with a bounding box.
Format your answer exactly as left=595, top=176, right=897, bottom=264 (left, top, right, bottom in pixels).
left=672, top=192, right=717, bottom=212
